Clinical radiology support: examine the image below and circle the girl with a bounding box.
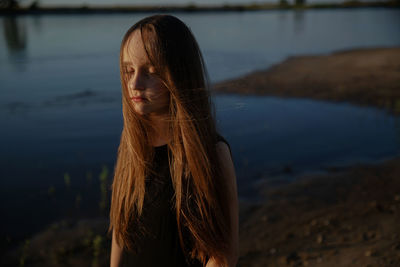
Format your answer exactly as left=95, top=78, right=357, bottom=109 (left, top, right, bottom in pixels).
left=109, top=15, right=238, bottom=267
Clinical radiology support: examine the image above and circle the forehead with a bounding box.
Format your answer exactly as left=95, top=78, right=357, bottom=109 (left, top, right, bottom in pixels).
left=122, top=30, right=150, bottom=66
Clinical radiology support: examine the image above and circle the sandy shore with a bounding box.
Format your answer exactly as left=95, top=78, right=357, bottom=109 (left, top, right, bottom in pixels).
left=239, top=157, right=400, bottom=266
left=3, top=47, right=400, bottom=266
left=214, top=47, right=400, bottom=114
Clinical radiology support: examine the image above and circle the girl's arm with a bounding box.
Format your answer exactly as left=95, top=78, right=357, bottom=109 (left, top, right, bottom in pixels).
left=110, top=229, right=123, bottom=267
left=206, top=142, right=239, bottom=267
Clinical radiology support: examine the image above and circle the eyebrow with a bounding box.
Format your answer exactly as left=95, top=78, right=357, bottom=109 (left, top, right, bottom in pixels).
left=122, top=61, right=155, bottom=69
left=122, top=62, right=133, bottom=67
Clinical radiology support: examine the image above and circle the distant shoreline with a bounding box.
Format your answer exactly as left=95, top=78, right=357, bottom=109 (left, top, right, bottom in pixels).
left=0, top=1, right=399, bottom=15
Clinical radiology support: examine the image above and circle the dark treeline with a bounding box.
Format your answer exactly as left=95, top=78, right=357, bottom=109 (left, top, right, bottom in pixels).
left=0, top=0, right=399, bottom=15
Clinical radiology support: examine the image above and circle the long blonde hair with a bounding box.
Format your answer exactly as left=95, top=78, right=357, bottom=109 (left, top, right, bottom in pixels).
left=109, top=15, right=230, bottom=265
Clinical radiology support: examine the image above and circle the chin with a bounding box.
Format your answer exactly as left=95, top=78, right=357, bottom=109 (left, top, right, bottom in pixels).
left=134, top=110, right=147, bottom=116
left=132, top=106, right=145, bottom=115
left=132, top=104, right=147, bottom=115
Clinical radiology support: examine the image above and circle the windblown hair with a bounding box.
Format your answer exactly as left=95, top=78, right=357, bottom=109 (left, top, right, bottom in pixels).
left=109, top=15, right=230, bottom=266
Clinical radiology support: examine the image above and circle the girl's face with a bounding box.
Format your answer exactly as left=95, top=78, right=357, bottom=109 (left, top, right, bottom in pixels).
left=122, top=30, right=170, bottom=116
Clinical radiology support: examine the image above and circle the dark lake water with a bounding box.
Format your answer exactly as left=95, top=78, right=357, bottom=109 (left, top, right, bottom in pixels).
left=1, top=8, right=400, bottom=242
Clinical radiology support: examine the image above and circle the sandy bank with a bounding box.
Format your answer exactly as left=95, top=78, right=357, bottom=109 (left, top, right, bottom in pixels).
left=214, top=47, right=400, bottom=114
left=239, top=157, right=400, bottom=266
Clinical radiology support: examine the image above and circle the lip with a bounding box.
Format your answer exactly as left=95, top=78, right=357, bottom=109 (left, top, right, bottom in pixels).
left=130, top=96, right=145, bottom=102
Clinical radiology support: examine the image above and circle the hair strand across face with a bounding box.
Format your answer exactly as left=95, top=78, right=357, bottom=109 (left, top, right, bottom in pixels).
left=109, top=14, right=231, bottom=266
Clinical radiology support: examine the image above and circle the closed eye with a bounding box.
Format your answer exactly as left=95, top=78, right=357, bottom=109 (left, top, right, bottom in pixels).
left=148, top=66, right=158, bottom=75
left=123, top=67, right=135, bottom=74
left=148, top=71, right=158, bottom=77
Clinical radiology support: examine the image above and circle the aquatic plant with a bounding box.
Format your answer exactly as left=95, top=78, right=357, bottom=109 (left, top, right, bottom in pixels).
left=19, top=239, right=30, bottom=266
left=92, top=235, right=103, bottom=267
left=99, top=165, right=109, bottom=213
left=64, top=173, right=71, bottom=188
left=82, top=229, right=94, bottom=247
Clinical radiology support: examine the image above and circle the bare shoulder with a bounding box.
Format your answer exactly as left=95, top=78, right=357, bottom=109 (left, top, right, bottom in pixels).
left=216, top=141, right=232, bottom=162
left=216, top=141, right=236, bottom=185
left=215, top=141, right=239, bottom=266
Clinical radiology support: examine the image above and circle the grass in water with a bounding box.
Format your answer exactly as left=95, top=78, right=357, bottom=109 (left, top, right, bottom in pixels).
left=99, top=165, right=109, bottom=213
left=64, top=173, right=71, bottom=188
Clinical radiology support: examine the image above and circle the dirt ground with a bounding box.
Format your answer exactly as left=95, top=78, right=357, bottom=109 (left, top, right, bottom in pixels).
left=239, top=157, right=400, bottom=267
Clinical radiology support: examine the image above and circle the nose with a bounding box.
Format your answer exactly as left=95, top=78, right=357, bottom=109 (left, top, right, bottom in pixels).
left=128, top=71, right=145, bottom=91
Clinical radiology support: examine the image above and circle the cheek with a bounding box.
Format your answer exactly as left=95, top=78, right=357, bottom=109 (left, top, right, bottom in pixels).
left=154, top=89, right=170, bottom=110
left=124, top=82, right=133, bottom=97
left=127, top=89, right=133, bottom=98
left=155, top=90, right=170, bottom=106
left=149, top=82, right=169, bottom=99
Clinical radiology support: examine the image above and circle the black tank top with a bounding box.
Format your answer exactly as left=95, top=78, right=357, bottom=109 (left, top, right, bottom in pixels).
left=121, top=135, right=230, bottom=267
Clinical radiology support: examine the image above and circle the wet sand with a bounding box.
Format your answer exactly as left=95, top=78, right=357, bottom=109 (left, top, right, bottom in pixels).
left=3, top=47, right=400, bottom=266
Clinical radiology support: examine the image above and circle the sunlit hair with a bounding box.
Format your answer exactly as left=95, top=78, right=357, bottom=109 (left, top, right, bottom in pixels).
left=109, top=15, right=230, bottom=266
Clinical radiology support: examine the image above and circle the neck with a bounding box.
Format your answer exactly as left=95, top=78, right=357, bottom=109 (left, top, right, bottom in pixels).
left=148, top=113, right=170, bottom=147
